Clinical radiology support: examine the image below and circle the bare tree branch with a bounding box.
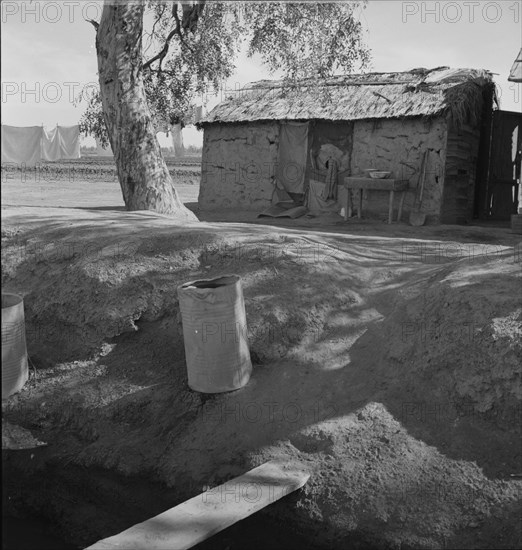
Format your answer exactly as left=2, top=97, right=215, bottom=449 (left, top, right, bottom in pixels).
left=142, top=1, right=204, bottom=71
left=143, top=3, right=186, bottom=71
left=86, top=18, right=99, bottom=31
left=142, top=28, right=178, bottom=71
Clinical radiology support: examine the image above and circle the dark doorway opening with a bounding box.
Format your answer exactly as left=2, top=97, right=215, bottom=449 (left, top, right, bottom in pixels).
left=478, top=110, right=521, bottom=220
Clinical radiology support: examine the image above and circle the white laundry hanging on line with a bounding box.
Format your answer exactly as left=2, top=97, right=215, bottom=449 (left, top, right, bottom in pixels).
left=57, top=125, right=81, bottom=159
left=1, top=125, right=43, bottom=167
left=2, top=124, right=81, bottom=165
left=41, top=125, right=82, bottom=161
left=41, top=126, right=62, bottom=161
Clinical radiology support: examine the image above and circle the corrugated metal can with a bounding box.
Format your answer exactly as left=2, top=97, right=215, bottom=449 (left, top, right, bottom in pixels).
left=2, top=293, right=29, bottom=399
left=177, top=275, right=252, bottom=393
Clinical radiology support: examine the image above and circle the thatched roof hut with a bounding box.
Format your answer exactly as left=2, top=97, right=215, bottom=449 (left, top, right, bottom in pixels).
left=200, top=67, right=494, bottom=127
left=198, top=68, right=496, bottom=224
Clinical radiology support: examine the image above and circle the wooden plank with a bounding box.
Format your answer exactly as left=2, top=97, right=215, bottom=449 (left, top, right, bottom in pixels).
left=343, top=177, right=409, bottom=191
left=85, top=461, right=310, bottom=550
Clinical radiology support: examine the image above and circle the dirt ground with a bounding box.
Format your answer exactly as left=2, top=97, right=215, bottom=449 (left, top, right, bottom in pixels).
left=1, top=171, right=522, bottom=549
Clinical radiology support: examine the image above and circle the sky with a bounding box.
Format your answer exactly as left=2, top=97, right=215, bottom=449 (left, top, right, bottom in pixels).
left=1, top=0, right=521, bottom=147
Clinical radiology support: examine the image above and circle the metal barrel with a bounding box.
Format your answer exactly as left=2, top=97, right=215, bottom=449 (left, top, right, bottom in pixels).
left=2, top=293, right=29, bottom=399
left=177, top=275, right=252, bottom=393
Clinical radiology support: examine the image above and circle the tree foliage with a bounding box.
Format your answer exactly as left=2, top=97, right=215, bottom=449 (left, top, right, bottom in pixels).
left=244, top=2, right=370, bottom=81
left=79, top=1, right=370, bottom=144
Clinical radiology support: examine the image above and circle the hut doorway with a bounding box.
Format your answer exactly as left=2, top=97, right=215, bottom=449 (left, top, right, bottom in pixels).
left=484, top=110, right=522, bottom=220
left=305, top=121, right=353, bottom=213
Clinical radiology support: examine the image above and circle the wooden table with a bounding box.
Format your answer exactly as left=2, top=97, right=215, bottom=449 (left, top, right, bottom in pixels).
left=343, top=177, right=409, bottom=223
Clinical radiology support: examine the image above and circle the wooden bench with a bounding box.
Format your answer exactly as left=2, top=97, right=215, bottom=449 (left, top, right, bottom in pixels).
left=343, top=177, right=409, bottom=224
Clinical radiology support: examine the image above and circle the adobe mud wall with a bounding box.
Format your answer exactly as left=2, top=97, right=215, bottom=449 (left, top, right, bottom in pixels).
left=200, top=118, right=449, bottom=223
left=199, top=122, right=279, bottom=210
left=351, top=117, right=448, bottom=223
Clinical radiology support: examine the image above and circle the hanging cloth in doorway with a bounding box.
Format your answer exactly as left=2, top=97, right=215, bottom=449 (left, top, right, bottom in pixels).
left=276, top=122, right=309, bottom=194
left=322, top=158, right=339, bottom=201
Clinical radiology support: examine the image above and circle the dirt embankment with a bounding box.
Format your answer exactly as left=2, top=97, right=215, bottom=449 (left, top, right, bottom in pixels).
left=2, top=207, right=521, bottom=549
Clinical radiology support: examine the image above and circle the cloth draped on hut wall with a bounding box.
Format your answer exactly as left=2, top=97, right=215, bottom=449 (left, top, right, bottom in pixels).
left=1, top=125, right=81, bottom=166
left=276, top=121, right=309, bottom=194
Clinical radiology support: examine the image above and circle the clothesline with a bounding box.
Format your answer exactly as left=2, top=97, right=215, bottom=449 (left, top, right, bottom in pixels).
left=1, top=124, right=81, bottom=167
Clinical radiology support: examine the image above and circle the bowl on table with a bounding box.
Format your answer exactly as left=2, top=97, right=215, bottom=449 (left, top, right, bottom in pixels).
left=369, top=171, right=391, bottom=179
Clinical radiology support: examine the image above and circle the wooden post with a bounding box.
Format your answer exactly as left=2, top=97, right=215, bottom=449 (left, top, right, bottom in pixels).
left=388, top=190, right=395, bottom=223
left=397, top=191, right=406, bottom=222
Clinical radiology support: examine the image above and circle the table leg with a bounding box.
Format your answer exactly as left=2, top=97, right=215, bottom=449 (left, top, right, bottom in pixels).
left=358, top=189, right=363, bottom=219
left=344, top=188, right=349, bottom=220
left=397, top=191, right=406, bottom=222
left=388, top=190, right=394, bottom=224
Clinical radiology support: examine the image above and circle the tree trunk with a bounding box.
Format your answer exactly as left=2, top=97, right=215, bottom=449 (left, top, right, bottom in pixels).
left=95, top=0, right=197, bottom=220
left=170, top=123, right=185, bottom=158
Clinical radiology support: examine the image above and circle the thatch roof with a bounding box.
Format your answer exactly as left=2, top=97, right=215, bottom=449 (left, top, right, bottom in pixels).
left=199, top=67, right=494, bottom=127
left=508, top=48, right=522, bottom=82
